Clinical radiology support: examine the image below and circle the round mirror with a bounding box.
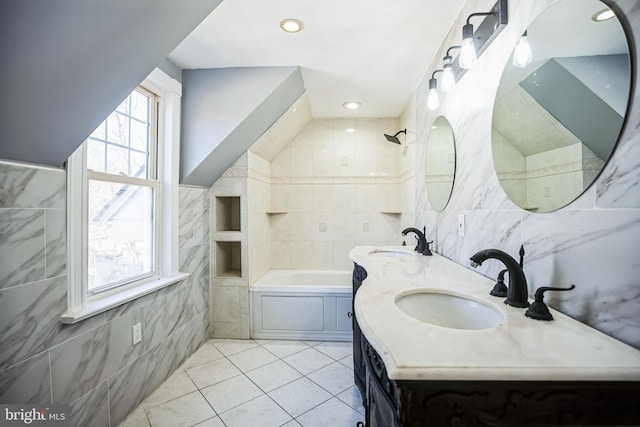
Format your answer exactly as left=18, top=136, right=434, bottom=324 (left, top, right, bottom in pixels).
left=426, top=116, right=456, bottom=212
left=491, top=0, right=631, bottom=212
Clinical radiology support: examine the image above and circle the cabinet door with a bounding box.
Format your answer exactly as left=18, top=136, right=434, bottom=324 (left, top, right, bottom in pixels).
left=368, top=371, right=399, bottom=427
left=336, top=297, right=353, bottom=331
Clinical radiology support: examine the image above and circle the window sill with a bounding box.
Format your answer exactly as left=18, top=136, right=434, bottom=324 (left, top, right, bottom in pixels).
left=60, top=273, right=190, bottom=324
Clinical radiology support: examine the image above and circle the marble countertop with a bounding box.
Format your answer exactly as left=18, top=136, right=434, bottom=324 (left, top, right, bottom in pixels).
left=350, top=246, right=640, bottom=382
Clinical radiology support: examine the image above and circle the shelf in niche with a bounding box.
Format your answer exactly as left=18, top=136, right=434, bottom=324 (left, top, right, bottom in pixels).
left=379, top=211, right=402, bottom=215
left=214, top=231, right=242, bottom=242
left=215, top=241, right=242, bottom=278
left=266, top=211, right=288, bottom=215
left=216, top=196, right=241, bottom=231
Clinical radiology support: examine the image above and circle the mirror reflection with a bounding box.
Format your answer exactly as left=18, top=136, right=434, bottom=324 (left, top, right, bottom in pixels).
left=491, top=0, right=631, bottom=212
left=426, top=116, right=456, bottom=212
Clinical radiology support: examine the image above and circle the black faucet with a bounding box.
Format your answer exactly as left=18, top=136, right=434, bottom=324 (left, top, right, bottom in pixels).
left=470, top=249, right=530, bottom=308
left=401, top=227, right=427, bottom=253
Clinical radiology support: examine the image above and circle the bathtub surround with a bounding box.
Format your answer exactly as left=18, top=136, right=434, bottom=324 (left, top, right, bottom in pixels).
left=414, top=0, right=640, bottom=349
left=0, top=161, right=211, bottom=426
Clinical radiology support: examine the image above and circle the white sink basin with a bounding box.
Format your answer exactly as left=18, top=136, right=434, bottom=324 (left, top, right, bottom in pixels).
left=368, top=248, right=416, bottom=258
left=395, top=290, right=504, bottom=330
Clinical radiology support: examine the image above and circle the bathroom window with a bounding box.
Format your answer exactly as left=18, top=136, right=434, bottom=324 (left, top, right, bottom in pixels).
left=63, top=69, right=188, bottom=323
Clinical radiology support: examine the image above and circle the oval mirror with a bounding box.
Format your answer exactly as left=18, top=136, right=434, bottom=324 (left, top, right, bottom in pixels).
left=426, top=116, right=456, bottom=212
left=491, top=0, right=631, bottom=212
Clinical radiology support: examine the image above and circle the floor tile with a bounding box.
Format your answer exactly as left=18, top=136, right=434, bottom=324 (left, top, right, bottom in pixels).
left=211, top=339, right=259, bottom=356
left=186, top=358, right=242, bottom=389
left=282, top=421, right=302, bottom=427
left=338, top=354, right=354, bottom=370
left=145, top=391, right=215, bottom=427
left=307, top=362, right=354, bottom=395
left=254, top=339, right=272, bottom=345
left=268, top=377, right=332, bottom=417
left=262, top=340, right=309, bottom=358
left=283, top=348, right=334, bottom=375
left=181, top=343, right=225, bottom=370
left=141, top=370, right=197, bottom=409
left=201, top=374, right=264, bottom=414
left=246, top=360, right=302, bottom=392
left=218, top=395, right=292, bottom=427
left=314, top=341, right=353, bottom=360
left=301, top=341, right=323, bottom=347
left=336, top=385, right=365, bottom=415
left=227, top=345, right=279, bottom=372
left=117, top=407, right=150, bottom=427
left=296, top=397, right=365, bottom=427
left=193, top=417, right=225, bottom=427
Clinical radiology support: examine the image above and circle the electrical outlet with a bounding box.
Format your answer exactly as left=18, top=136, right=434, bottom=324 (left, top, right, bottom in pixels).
left=362, top=223, right=370, bottom=232
left=132, top=323, right=142, bottom=345
left=319, top=222, right=327, bottom=232
left=458, top=214, right=465, bottom=237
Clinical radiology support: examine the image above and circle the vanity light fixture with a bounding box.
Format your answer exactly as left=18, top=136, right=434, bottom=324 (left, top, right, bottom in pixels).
left=592, top=8, right=615, bottom=22
left=343, top=101, right=361, bottom=110
left=441, top=46, right=461, bottom=92
left=459, top=0, right=508, bottom=69
left=512, top=31, right=533, bottom=68
left=427, top=70, right=443, bottom=111
left=280, top=18, right=304, bottom=33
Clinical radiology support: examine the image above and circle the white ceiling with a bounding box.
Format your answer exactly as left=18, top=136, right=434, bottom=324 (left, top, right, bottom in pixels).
left=169, top=0, right=466, bottom=118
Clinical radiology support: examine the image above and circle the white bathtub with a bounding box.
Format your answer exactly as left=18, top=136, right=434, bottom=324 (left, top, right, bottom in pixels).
left=250, top=270, right=353, bottom=341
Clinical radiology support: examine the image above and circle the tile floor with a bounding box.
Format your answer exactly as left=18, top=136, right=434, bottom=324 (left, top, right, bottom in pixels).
left=118, top=339, right=365, bottom=427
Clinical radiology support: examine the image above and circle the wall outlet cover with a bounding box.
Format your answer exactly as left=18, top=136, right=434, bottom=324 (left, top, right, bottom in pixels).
left=132, top=323, right=142, bottom=345
left=458, top=214, right=465, bottom=237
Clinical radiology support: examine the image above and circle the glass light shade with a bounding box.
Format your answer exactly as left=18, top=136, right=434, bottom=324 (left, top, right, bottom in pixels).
left=441, top=65, right=456, bottom=92
left=512, top=34, right=533, bottom=68
left=427, top=78, right=440, bottom=110
left=459, top=37, right=477, bottom=69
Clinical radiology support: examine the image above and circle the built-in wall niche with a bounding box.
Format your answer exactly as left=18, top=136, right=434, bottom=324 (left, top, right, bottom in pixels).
left=216, top=196, right=241, bottom=231
left=215, top=241, right=242, bottom=278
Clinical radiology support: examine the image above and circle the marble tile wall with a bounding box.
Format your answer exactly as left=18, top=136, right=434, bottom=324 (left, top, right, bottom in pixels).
left=0, top=160, right=211, bottom=425
left=413, top=0, right=640, bottom=349
left=269, top=118, right=405, bottom=270
left=210, top=155, right=251, bottom=339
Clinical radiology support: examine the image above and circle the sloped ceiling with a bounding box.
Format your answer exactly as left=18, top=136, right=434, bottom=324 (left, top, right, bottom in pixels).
left=0, top=0, right=222, bottom=167
left=180, top=66, right=305, bottom=186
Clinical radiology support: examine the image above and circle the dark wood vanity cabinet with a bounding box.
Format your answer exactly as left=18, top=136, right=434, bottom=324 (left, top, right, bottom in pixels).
left=352, top=262, right=368, bottom=402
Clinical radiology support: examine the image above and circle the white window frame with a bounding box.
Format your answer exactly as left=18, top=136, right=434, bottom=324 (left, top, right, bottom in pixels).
left=62, top=68, right=188, bottom=324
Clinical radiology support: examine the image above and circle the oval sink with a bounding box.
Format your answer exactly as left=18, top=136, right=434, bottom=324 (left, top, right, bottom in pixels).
left=395, top=290, right=504, bottom=330
left=368, top=248, right=416, bottom=258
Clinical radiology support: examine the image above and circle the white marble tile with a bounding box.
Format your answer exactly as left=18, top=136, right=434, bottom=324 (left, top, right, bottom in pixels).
left=336, top=386, right=365, bottom=415
left=245, top=360, right=302, bottom=393
left=180, top=343, right=225, bottom=370
left=227, top=345, right=279, bottom=372
left=193, top=416, right=225, bottom=427
left=296, top=397, right=364, bottom=427
left=337, top=355, right=354, bottom=370
left=281, top=421, right=302, bottom=427
left=282, top=348, right=334, bottom=376
left=0, top=163, right=65, bottom=209
left=268, top=377, right=332, bottom=418
left=0, top=352, right=50, bottom=404
left=201, top=374, right=263, bottom=414
left=313, top=342, right=352, bottom=361
left=68, top=381, right=110, bottom=427
left=141, top=370, right=197, bottom=409
left=0, top=209, right=46, bottom=289
left=218, top=395, right=292, bottom=427
left=186, top=358, right=242, bottom=389
left=262, top=340, right=309, bottom=358
left=117, top=407, right=150, bottom=427
left=211, top=338, right=259, bottom=356
left=306, top=362, right=354, bottom=396
left=145, top=391, right=215, bottom=427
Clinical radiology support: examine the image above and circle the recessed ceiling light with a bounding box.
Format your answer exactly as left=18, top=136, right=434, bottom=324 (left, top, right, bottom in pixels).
left=345, top=128, right=355, bottom=133
left=343, top=101, right=361, bottom=110
left=592, top=8, right=615, bottom=22
left=280, top=18, right=303, bottom=33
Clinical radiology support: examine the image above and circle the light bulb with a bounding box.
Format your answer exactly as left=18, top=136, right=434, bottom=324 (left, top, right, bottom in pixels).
left=459, top=24, right=476, bottom=69
left=441, top=64, right=455, bottom=92
left=427, top=78, right=440, bottom=110
left=512, top=33, right=533, bottom=68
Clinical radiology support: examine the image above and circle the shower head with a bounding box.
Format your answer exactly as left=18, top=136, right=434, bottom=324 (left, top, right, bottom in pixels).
left=384, top=129, right=406, bottom=145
